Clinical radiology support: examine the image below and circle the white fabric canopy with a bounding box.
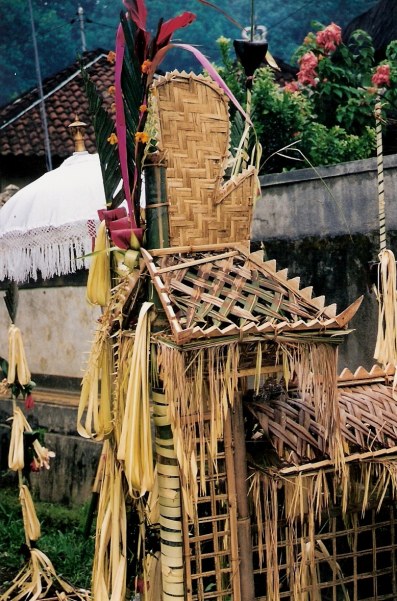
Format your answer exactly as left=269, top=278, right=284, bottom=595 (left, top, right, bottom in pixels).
left=0, top=152, right=107, bottom=283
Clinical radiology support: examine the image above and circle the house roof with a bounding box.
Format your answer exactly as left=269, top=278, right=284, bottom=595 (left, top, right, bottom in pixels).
left=142, top=244, right=362, bottom=345
left=0, top=49, right=114, bottom=159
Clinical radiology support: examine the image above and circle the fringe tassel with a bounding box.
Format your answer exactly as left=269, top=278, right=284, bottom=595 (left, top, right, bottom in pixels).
left=374, top=248, right=397, bottom=370
left=0, top=224, right=95, bottom=282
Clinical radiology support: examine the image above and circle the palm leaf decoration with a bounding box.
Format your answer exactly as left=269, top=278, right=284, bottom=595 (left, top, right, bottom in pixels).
left=80, top=66, right=124, bottom=209
left=118, top=10, right=148, bottom=222
left=82, top=0, right=247, bottom=247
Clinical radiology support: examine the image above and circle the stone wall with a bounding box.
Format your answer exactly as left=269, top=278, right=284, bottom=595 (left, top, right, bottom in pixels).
left=252, top=154, right=397, bottom=371
left=0, top=285, right=100, bottom=379
left=0, top=395, right=101, bottom=505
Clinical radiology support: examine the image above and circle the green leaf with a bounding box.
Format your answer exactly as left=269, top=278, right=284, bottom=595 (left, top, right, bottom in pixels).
left=80, top=66, right=124, bottom=209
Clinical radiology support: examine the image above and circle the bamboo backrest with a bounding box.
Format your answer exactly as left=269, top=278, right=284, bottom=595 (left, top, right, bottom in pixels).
left=152, top=71, right=256, bottom=248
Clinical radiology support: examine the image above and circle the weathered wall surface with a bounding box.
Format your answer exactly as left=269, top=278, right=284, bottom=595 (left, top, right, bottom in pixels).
left=0, top=285, right=100, bottom=504
left=0, top=396, right=101, bottom=504
left=0, top=285, right=100, bottom=379
left=253, top=154, right=397, bottom=371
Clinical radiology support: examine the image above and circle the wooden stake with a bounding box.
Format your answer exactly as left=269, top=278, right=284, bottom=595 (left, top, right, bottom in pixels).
left=232, top=392, right=256, bottom=601
left=224, top=410, right=242, bottom=601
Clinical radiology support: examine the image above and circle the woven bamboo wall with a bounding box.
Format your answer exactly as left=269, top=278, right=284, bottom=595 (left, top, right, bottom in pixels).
left=153, top=72, right=256, bottom=248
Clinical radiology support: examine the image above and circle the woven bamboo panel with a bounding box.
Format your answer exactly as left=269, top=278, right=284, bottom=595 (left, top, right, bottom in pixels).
left=142, top=246, right=361, bottom=344
left=153, top=72, right=256, bottom=247
left=181, top=415, right=240, bottom=601
left=252, top=505, right=397, bottom=600
left=247, top=382, right=397, bottom=464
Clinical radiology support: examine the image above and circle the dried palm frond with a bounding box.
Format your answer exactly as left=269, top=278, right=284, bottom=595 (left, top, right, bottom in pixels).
left=297, top=539, right=351, bottom=601
left=156, top=341, right=239, bottom=514
left=77, top=333, right=114, bottom=441
left=0, top=548, right=86, bottom=601
left=117, top=302, right=154, bottom=496
left=92, top=439, right=127, bottom=601
left=374, top=249, right=397, bottom=371
left=8, top=407, right=55, bottom=471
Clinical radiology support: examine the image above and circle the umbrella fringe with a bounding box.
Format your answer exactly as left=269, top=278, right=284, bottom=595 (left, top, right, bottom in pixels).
left=0, top=231, right=95, bottom=281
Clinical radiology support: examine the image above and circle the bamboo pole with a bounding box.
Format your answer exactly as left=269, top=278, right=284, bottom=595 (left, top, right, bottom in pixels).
left=144, top=152, right=169, bottom=251
left=278, top=443, right=397, bottom=477
left=152, top=390, right=184, bottom=601
left=224, top=410, right=242, bottom=601
left=375, top=98, right=386, bottom=252
left=232, top=392, right=256, bottom=601
left=145, top=155, right=185, bottom=600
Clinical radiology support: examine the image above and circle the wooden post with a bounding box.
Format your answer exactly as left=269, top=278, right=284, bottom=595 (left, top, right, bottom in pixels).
left=224, top=410, right=242, bottom=601
left=232, top=392, right=256, bottom=601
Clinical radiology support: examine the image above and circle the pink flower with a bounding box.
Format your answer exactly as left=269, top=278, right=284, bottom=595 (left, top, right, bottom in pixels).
left=284, top=81, right=299, bottom=93
left=316, top=23, right=342, bottom=53
left=372, top=64, right=391, bottom=87
left=25, top=394, right=34, bottom=410
left=297, top=51, right=318, bottom=86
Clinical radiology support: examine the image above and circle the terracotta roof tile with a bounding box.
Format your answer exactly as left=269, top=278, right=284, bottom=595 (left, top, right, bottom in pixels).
left=0, top=49, right=115, bottom=158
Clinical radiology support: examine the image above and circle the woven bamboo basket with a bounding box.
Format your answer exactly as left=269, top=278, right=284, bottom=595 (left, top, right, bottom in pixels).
left=152, top=71, right=257, bottom=248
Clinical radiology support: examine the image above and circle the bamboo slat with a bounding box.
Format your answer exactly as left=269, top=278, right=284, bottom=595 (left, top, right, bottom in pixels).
left=247, top=381, right=397, bottom=470
left=142, top=247, right=360, bottom=344
left=181, top=417, right=240, bottom=600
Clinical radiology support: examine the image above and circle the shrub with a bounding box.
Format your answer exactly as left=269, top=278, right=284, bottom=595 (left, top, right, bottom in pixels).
left=215, top=24, right=397, bottom=174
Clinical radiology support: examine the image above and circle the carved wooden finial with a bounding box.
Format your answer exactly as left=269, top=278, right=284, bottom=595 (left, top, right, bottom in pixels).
left=68, top=115, right=87, bottom=153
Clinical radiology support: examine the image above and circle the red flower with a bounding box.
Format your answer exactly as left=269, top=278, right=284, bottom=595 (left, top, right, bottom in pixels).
left=30, top=458, right=40, bottom=472
left=372, top=64, right=391, bottom=87
left=297, top=51, right=318, bottom=86
left=284, top=81, right=299, bottom=93
left=25, top=393, right=34, bottom=410
left=316, top=23, right=342, bottom=54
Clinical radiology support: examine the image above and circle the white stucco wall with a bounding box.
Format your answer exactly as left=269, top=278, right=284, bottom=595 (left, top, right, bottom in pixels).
left=0, top=286, right=100, bottom=378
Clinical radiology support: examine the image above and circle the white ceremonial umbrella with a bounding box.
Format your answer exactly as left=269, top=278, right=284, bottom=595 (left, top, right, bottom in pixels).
left=0, top=151, right=107, bottom=283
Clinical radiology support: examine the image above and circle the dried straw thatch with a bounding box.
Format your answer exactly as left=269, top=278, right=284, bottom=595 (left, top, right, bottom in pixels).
left=246, top=365, right=397, bottom=601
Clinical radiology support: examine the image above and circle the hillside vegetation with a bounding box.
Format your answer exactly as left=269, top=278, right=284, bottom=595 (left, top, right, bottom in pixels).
left=0, top=0, right=376, bottom=106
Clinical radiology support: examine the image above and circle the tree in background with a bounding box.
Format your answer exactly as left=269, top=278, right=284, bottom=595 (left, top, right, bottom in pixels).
left=216, top=20, right=397, bottom=173
left=0, top=0, right=377, bottom=107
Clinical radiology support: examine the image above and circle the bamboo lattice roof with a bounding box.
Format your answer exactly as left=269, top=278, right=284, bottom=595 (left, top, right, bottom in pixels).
left=142, top=245, right=362, bottom=344
left=247, top=364, right=397, bottom=469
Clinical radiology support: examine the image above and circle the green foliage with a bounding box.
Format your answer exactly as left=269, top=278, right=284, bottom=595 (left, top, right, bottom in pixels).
left=80, top=67, right=124, bottom=208
left=0, top=486, right=94, bottom=590
left=0, top=0, right=377, bottom=107
left=214, top=23, right=397, bottom=173
left=301, top=123, right=376, bottom=167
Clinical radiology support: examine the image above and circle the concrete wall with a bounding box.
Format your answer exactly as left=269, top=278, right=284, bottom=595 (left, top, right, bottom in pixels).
left=252, top=154, right=397, bottom=371
left=0, top=285, right=100, bottom=379
left=0, top=396, right=101, bottom=504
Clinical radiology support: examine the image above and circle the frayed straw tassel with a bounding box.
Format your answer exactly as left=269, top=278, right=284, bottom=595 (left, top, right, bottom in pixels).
left=374, top=249, right=397, bottom=373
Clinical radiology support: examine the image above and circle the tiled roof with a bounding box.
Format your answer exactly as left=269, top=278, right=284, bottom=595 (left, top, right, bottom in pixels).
left=0, top=49, right=114, bottom=158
